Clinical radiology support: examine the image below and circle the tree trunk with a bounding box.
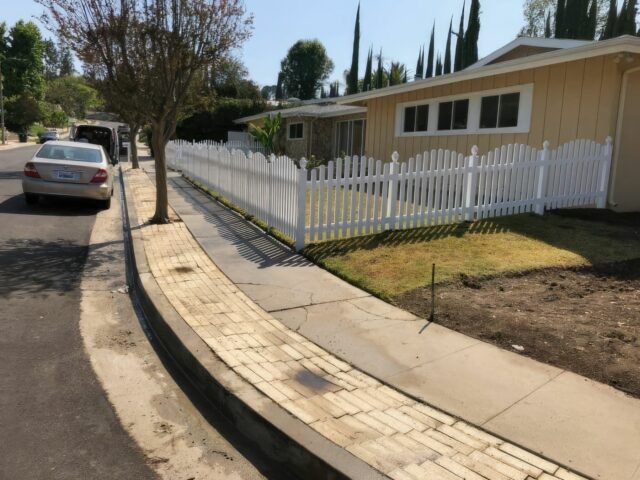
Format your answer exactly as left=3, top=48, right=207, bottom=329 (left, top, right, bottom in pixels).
left=128, top=123, right=140, bottom=169
left=150, top=122, right=170, bottom=224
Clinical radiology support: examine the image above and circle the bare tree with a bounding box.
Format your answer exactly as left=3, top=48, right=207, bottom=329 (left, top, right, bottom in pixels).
left=37, top=0, right=253, bottom=223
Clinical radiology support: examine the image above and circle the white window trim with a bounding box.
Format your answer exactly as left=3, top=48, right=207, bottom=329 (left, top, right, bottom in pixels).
left=395, top=83, right=534, bottom=137
left=287, top=121, right=305, bottom=141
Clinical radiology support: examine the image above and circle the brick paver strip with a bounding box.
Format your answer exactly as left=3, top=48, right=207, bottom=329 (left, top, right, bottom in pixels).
left=126, top=169, right=588, bottom=480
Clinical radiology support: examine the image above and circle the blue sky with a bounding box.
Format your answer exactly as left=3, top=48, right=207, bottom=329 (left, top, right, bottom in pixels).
left=5, top=0, right=524, bottom=88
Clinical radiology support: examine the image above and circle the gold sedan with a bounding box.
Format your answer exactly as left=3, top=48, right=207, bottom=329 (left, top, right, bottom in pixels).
left=22, top=141, right=116, bottom=209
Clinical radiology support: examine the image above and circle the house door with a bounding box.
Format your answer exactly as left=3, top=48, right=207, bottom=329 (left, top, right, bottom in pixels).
left=612, top=67, right=640, bottom=211
left=335, top=119, right=366, bottom=157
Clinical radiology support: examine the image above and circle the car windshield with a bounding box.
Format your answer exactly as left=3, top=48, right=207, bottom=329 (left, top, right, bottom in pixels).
left=36, top=144, right=103, bottom=163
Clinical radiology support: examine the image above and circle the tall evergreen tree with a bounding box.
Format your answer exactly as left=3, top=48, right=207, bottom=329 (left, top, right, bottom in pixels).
left=375, top=49, right=383, bottom=89
left=362, top=47, right=373, bottom=91
left=545, top=10, right=553, bottom=37
left=464, top=0, right=480, bottom=67
left=444, top=19, right=453, bottom=74
left=586, top=0, right=599, bottom=38
left=347, top=2, right=360, bottom=95
left=414, top=46, right=424, bottom=80
left=602, top=0, right=618, bottom=38
left=58, top=44, right=74, bottom=76
left=320, top=86, right=327, bottom=98
left=275, top=71, right=284, bottom=100
left=426, top=23, right=435, bottom=77
left=620, top=0, right=638, bottom=34
left=555, top=0, right=566, bottom=37
left=454, top=3, right=465, bottom=72
left=435, top=54, right=443, bottom=76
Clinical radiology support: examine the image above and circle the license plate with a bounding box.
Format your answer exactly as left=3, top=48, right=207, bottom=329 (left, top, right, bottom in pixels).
left=55, top=170, right=80, bottom=181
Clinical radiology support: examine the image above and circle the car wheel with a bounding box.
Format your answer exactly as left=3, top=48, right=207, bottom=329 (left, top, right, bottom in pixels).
left=25, top=193, right=38, bottom=205
left=102, top=198, right=111, bottom=210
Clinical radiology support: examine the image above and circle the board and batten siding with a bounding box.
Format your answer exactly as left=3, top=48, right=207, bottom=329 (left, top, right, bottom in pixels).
left=363, top=55, right=627, bottom=162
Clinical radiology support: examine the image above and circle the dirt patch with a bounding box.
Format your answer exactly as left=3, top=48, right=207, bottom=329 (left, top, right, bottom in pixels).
left=395, top=259, right=640, bottom=398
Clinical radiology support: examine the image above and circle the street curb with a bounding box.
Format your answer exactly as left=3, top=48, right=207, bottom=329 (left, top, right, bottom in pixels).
left=119, top=169, right=386, bottom=480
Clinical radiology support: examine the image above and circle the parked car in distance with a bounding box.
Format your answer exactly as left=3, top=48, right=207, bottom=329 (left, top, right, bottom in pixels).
left=22, top=141, right=115, bottom=209
left=39, top=130, right=60, bottom=143
left=72, top=124, right=119, bottom=162
left=118, top=126, right=130, bottom=156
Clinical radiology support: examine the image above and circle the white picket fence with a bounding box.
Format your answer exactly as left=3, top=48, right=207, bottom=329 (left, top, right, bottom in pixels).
left=166, top=137, right=612, bottom=250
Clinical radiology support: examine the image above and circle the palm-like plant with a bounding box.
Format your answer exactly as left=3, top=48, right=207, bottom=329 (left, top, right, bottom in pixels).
left=249, top=113, right=282, bottom=153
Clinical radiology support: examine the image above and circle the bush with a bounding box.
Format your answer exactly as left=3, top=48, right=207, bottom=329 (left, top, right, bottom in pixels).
left=176, top=98, right=266, bottom=142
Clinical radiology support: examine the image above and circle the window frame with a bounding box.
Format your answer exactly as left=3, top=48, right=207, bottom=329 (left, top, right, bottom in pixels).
left=395, top=83, right=533, bottom=137
left=287, top=122, right=304, bottom=140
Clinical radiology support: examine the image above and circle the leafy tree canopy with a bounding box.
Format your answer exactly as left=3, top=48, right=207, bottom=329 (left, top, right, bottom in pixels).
left=2, top=21, right=45, bottom=99
left=45, top=75, right=100, bottom=118
left=280, top=39, right=334, bottom=100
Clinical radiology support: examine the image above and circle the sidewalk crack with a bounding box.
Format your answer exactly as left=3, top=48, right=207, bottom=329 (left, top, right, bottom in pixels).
left=481, top=369, right=566, bottom=427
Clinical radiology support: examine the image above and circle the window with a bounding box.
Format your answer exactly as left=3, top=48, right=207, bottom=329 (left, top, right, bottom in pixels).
left=395, top=84, right=532, bottom=137
left=403, top=105, right=429, bottom=133
left=480, top=92, right=520, bottom=129
left=37, top=144, right=103, bottom=163
left=288, top=122, right=304, bottom=139
left=438, top=99, right=469, bottom=130
left=336, top=119, right=367, bottom=157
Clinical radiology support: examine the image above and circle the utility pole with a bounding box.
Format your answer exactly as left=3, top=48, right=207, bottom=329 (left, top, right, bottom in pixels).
left=0, top=58, right=5, bottom=145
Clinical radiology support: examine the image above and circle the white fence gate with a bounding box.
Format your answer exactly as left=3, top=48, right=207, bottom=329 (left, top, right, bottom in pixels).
left=166, top=137, right=612, bottom=250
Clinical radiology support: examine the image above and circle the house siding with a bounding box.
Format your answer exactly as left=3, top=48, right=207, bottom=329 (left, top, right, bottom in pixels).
left=362, top=55, right=630, bottom=162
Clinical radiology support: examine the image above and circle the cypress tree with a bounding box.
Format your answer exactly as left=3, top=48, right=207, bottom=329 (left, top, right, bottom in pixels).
left=545, top=10, right=552, bottom=37
left=602, top=0, right=618, bottom=39
left=556, top=0, right=566, bottom=37
left=362, top=47, right=373, bottom=91
left=454, top=3, right=465, bottom=72
left=320, top=86, right=327, bottom=98
left=426, top=23, right=435, bottom=78
left=615, top=0, right=627, bottom=35
left=415, top=46, right=424, bottom=80
left=464, top=0, right=480, bottom=68
left=623, top=0, right=638, bottom=34
left=587, top=0, right=598, bottom=38
left=435, top=54, right=443, bottom=76
left=275, top=72, right=284, bottom=100
left=347, top=2, right=360, bottom=95
left=403, top=69, right=408, bottom=83
left=444, top=18, right=453, bottom=74
left=375, top=49, right=384, bottom=89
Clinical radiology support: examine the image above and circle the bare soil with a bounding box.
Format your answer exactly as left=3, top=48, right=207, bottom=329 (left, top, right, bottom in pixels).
left=395, top=259, right=640, bottom=398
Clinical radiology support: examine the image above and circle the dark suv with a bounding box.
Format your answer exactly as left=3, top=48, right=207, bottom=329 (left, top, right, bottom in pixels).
left=72, top=124, right=119, bottom=162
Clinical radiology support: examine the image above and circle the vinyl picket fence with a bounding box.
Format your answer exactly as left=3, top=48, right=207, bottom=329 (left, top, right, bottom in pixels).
left=166, top=137, right=612, bottom=250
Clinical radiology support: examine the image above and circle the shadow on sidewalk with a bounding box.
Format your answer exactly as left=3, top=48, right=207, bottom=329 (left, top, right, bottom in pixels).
left=166, top=175, right=311, bottom=270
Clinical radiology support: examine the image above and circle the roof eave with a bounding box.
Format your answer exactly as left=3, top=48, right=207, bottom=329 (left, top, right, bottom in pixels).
left=337, top=36, right=640, bottom=105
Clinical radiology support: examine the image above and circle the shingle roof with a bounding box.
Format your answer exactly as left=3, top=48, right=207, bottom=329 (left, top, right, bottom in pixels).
left=234, top=102, right=366, bottom=124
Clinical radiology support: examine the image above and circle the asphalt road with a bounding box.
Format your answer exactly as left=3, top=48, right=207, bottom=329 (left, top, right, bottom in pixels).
left=0, top=145, right=157, bottom=479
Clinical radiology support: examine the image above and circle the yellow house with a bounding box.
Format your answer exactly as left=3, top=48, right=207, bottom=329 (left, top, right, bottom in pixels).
left=336, top=36, right=640, bottom=212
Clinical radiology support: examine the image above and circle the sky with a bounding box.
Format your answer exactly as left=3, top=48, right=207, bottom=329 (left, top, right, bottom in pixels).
left=3, top=0, right=525, bottom=88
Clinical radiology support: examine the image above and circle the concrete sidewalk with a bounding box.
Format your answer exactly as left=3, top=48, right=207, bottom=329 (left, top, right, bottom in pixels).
left=148, top=163, right=638, bottom=480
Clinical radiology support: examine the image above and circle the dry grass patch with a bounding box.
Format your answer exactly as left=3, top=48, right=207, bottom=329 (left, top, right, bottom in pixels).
left=303, top=210, right=640, bottom=299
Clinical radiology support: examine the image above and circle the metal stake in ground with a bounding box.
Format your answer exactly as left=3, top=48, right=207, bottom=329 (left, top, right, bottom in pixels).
left=430, top=263, right=436, bottom=322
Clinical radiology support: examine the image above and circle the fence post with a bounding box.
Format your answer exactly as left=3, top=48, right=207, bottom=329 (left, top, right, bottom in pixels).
left=534, top=140, right=550, bottom=215
left=386, top=151, right=400, bottom=230
left=464, top=146, right=479, bottom=221
left=267, top=154, right=275, bottom=229
left=597, top=136, right=613, bottom=208
left=295, top=158, right=308, bottom=251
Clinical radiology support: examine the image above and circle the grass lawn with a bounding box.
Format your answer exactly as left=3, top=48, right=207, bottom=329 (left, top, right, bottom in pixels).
left=303, top=209, right=640, bottom=300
